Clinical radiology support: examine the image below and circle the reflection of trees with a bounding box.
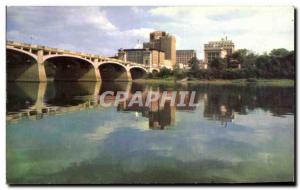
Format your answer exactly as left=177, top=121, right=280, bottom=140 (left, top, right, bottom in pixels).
left=254, top=86, right=294, bottom=116
left=203, top=85, right=294, bottom=125
left=203, top=85, right=249, bottom=125
left=7, top=81, right=294, bottom=127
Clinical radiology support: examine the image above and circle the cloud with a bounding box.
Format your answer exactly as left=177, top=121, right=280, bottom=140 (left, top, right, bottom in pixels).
left=131, top=6, right=144, bottom=14
left=126, top=28, right=156, bottom=39
left=6, top=6, right=294, bottom=59
left=107, top=27, right=156, bottom=49
left=7, top=7, right=158, bottom=55
left=7, top=7, right=122, bottom=55
left=65, top=7, right=118, bottom=31
left=149, top=6, right=294, bottom=58
left=7, top=7, right=118, bottom=32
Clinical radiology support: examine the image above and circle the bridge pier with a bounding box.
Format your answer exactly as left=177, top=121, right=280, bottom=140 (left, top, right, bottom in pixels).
left=37, top=50, right=47, bottom=82
left=32, top=82, right=47, bottom=114
left=126, top=66, right=133, bottom=81
left=7, top=41, right=153, bottom=82
left=93, top=59, right=102, bottom=82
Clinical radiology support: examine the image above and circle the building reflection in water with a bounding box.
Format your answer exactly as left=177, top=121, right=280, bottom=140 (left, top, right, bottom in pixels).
left=6, top=82, right=199, bottom=130
left=117, top=95, right=177, bottom=130
left=7, top=82, right=294, bottom=129
left=117, top=87, right=200, bottom=130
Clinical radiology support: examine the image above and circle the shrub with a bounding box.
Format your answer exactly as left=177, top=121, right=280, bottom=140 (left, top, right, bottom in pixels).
left=157, top=67, right=173, bottom=78
left=173, top=69, right=187, bottom=80
left=246, top=78, right=257, bottom=82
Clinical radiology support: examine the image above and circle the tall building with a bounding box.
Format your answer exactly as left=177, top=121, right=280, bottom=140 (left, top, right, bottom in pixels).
left=117, top=48, right=165, bottom=68
left=204, top=37, right=235, bottom=64
left=176, top=50, right=197, bottom=69
left=143, top=31, right=176, bottom=68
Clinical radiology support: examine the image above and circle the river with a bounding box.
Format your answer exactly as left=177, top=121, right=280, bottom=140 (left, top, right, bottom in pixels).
left=6, top=81, right=294, bottom=184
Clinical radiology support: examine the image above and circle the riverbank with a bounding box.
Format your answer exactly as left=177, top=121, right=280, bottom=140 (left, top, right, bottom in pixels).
left=134, top=78, right=295, bottom=87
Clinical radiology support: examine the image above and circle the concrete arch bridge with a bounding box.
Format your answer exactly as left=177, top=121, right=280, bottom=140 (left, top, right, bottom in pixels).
left=6, top=41, right=160, bottom=82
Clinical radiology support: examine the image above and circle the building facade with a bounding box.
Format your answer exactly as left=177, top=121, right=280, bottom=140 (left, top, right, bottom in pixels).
left=176, top=50, right=197, bottom=69
left=143, top=31, right=176, bottom=68
left=117, top=48, right=165, bottom=68
left=198, top=59, right=208, bottom=70
left=204, top=37, right=235, bottom=64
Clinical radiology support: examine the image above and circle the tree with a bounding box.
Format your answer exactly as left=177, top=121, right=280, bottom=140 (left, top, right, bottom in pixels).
left=149, top=48, right=294, bottom=80
left=157, top=67, right=173, bottom=78
left=210, top=58, right=227, bottom=70
left=229, top=49, right=256, bottom=69
left=270, top=50, right=295, bottom=78
left=270, top=48, right=290, bottom=58
left=173, top=68, right=187, bottom=79
left=188, top=57, right=200, bottom=71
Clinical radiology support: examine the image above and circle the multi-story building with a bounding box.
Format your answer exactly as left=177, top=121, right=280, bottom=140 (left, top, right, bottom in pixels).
left=117, top=48, right=165, bottom=68
left=176, top=50, right=197, bottom=69
left=204, top=37, right=235, bottom=64
left=198, top=59, right=208, bottom=70
left=143, top=31, right=176, bottom=69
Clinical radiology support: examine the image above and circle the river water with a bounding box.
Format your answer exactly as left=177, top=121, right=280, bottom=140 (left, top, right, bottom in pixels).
left=6, top=81, right=294, bottom=184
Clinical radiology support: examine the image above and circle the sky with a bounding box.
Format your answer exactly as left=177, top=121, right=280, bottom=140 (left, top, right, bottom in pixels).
left=7, top=6, right=294, bottom=59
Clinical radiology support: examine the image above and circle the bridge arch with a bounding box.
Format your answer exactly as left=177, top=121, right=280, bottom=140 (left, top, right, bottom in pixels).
left=150, top=68, right=160, bottom=73
left=43, top=54, right=98, bottom=81
left=129, top=66, right=148, bottom=80
left=43, top=54, right=94, bottom=66
left=98, top=61, right=130, bottom=81
left=6, top=47, right=40, bottom=81
left=6, top=46, right=38, bottom=61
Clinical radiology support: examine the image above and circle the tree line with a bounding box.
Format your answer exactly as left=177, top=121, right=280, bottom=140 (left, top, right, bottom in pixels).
left=147, top=48, right=295, bottom=80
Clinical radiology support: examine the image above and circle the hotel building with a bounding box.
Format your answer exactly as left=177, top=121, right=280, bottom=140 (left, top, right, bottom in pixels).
left=204, top=37, right=235, bottom=64
left=176, top=50, right=197, bottom=69
left=117, top=48, right=165, bottom=68
left=143, top=31, right=176, bottom=69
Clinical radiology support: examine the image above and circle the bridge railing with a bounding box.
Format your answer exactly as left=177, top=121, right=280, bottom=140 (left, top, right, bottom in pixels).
left=7, top=40, right=151, bottom=69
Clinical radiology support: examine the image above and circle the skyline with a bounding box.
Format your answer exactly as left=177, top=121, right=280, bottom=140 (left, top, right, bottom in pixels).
left=7, top=6, right=294, bottom=59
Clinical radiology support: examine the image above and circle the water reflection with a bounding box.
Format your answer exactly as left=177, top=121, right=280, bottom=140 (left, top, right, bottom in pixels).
left=7, top=82, right=295, bottom=128
left=201, top=85, right=295, bottom=127
left=6, top=81, right=295, bottom=184
left=7, top=82, right=100, bottom=123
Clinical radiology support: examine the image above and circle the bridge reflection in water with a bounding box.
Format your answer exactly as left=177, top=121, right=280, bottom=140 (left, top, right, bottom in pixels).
left=6, top=82, right=294, bottom=129
left=6, top=80, right=295, bottom=184
left=7, top=82, right=100, bottom=122
left=7, top=82, right=199, bottom=129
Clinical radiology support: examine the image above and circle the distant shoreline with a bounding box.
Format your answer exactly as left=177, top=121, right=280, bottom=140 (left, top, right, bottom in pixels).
left=134, top=78, right=295, bottom=86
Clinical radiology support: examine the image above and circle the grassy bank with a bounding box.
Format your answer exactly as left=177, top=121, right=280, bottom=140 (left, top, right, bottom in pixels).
left=134, top=78, right=295, bottom=87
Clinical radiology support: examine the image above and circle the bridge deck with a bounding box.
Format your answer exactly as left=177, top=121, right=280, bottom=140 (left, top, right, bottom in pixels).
left=6, top=40, right=150, bottom=69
